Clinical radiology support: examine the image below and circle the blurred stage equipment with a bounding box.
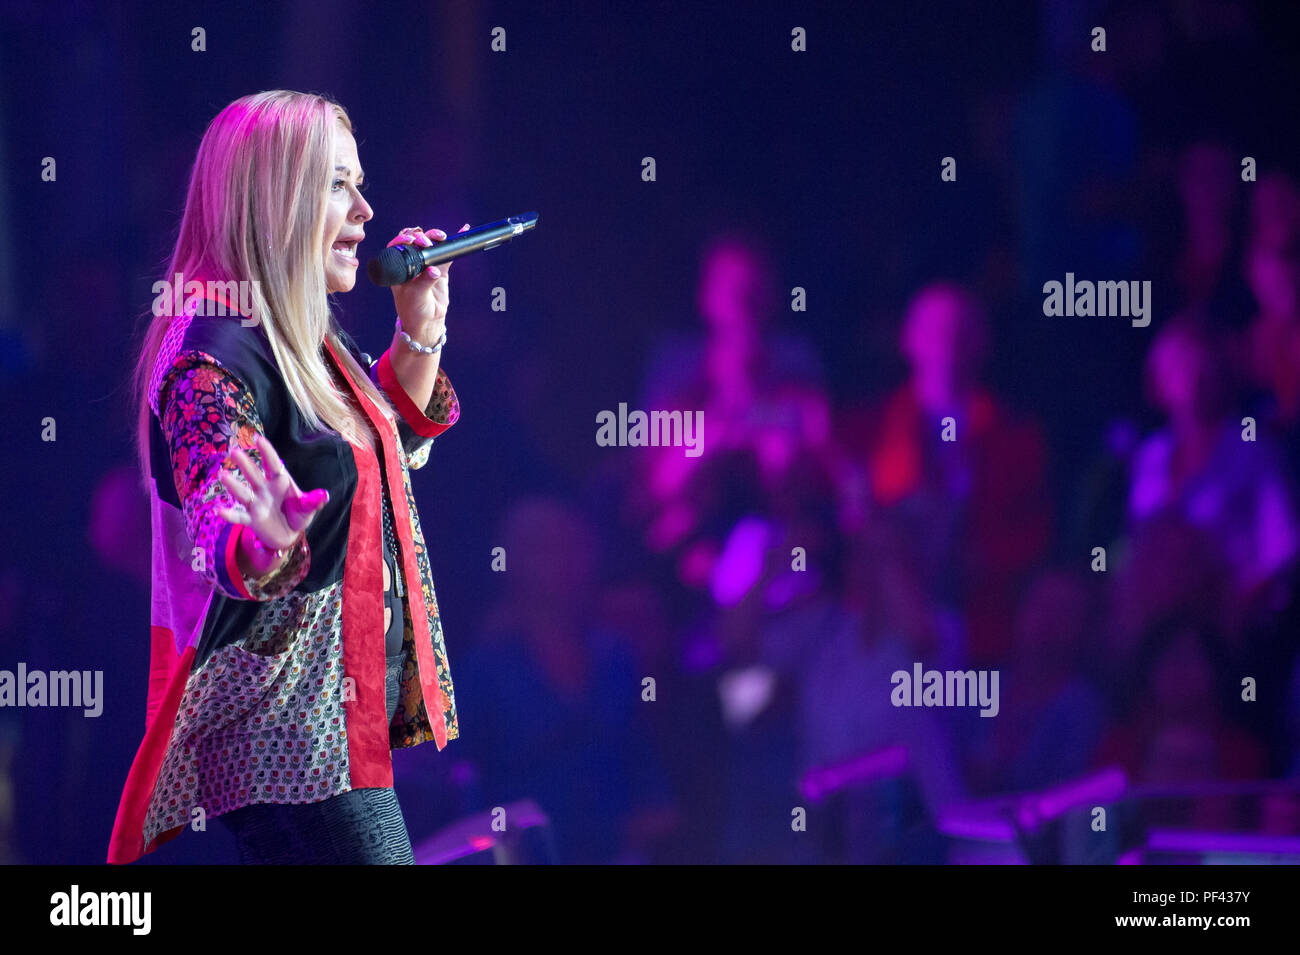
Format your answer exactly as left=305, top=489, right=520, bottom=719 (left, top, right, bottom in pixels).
left=412, top=798, right=558, bottom=864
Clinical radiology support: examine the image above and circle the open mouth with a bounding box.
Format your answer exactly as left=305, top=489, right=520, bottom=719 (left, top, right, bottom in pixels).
left=331, top=239, right=359, bottom=262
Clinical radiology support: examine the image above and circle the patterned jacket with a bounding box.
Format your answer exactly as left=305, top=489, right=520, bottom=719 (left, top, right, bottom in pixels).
left=108, top=288, right=460, bottom=864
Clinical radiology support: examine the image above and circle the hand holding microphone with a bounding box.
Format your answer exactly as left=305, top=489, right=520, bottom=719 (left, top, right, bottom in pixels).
left=367, top=211, right=540, bottom=287
left=384, top=223, right=470, bottom=341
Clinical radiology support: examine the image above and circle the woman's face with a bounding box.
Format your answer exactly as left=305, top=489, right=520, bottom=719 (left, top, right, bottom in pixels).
left=323, top=127, right=373, bottom=293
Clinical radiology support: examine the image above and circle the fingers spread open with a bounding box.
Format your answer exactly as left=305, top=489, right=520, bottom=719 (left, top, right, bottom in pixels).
left=215, top=504, right=250, bottom=525
left=222, top=466, right=255, bottom=502
left=253, top=433, right=287, bottom=482
left=228, top=446, right=265, bottom=492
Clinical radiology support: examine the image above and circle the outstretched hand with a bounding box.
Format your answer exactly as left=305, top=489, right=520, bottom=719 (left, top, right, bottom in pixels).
left=215, top=432, right=329, bottom=573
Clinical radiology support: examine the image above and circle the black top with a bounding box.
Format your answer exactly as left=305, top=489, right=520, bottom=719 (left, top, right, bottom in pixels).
left=149, top=314, right=435, bottom=669
left=378, top=448, right=406, bottom=657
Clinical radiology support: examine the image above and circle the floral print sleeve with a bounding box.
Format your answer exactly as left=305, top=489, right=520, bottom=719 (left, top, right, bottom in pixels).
left=363, top=347, right=460, bottom=471
left=397, top=365, right=459, bottom=471
left=327, top=328, right=459, bottom=471
left=157, top=349, right=311, bottom=600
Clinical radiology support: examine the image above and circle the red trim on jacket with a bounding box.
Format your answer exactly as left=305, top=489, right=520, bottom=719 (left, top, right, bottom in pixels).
left=328, top=337, right=450, bottom=749
left=107, top=637, right=195, bottom=864
left=225, top=525, right=256, bottom=600
left=375, top=347, right=454, bottom=439
left=324, top=337, right=395, bottom=789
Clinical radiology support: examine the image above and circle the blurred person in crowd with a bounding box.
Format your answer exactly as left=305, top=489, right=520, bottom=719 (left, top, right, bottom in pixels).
left=1238, top=173, right=1300, bottom=625
left=966, top=567, right=1105, bottom=795
left=631, top=231, right=829, bottom=593
left=1105, top=511, right=1232, bottom=669
left=1094, top=615, right=1266, bottom=792
left=450, top=496, right=677, bottom=863
left=1242, top=229, right=1300, bottom=430
left=1166, top=140, right=1253, bottom=325
left=640, top=229, right=824, bottom=418
left=1128, top=315, right=1298, bottom=631
left=1248, top=169, right=1300, bottom=256
left=708, top=485, right=965, bottom=862
left=699, top=506, right=811, bottom=863
left=805, top=513, right=967, bottom=809
left=839, top=282, right=1052, bottom=665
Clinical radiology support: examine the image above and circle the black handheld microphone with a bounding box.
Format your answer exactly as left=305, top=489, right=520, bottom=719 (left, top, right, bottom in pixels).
left=366, top=211, right=540, bottom=286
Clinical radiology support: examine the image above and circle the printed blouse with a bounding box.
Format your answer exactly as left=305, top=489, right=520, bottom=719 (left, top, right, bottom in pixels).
left=108, top=290, right=461, bottom=863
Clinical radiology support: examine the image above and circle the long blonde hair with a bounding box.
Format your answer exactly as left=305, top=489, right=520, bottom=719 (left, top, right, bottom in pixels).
left=132, top=90, right=395, bottom=478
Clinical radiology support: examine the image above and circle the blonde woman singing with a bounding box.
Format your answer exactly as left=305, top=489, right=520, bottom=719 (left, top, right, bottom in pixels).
left=110, top=90, right=468, bottom=864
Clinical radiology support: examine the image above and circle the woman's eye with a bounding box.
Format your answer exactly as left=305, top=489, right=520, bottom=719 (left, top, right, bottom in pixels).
left=357, top=181, right=369, bottom=194
left=331, top=178, right=345, bottom=192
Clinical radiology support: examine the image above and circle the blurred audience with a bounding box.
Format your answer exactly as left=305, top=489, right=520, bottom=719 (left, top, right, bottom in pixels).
left=1165, top=140, right=1254, bottom=325
left=837, top=282, right=1052, bottom=664
left=966, top=567, right=1105, bottom=795
left=29, top=4, right=1300, bottom=866
left=1127, top=315, right=1298, bottom=631
left=631, top=232, right=830, bottom=592
left=1241, top=173, right=1300, bottom=434
left=1094, top=615, right=1266, bottom=786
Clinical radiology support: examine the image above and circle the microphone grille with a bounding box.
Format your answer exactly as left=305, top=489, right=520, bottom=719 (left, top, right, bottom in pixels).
left=366, top=247, right=409, bottom=287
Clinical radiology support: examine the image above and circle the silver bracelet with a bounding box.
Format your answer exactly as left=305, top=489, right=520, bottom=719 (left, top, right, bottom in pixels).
left=396, top=317, right=447, bottom=355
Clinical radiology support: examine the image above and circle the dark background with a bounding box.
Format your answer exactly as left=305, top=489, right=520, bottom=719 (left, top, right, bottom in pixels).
left=3, top=0, right=1300, bottom=864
